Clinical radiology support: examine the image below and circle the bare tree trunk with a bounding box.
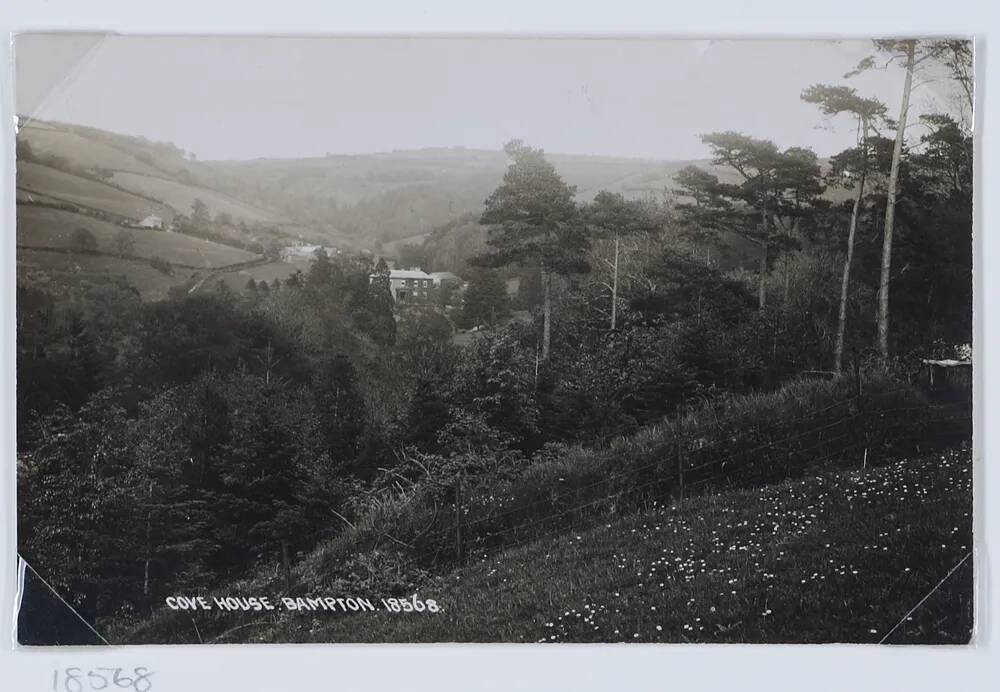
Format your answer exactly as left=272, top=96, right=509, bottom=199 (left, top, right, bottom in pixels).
left=610, top=234, right=620, bottom=331
left=757, top=202, right=770, bottom=312
left=834, top=119, right=870, bottom=374
left=784, top=216, right=802, bottom=310
left=878, top=40, right=915, bottom=360
left=541, top=267, right=552, bottom=360
left=758, top=241, right=768, bottom=312
left=534, top=345, right=539, bottom=390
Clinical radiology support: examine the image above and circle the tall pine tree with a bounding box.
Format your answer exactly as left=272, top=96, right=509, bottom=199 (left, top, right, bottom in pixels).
left=474, top=140, right=589, bottom=359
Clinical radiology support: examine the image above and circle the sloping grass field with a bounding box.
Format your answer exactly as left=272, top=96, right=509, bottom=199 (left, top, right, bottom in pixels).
left=18, top=161, right=174, bottom=223
left=19, top=123, right=166, bottom=176
left=263, top=446, right=974, bottom=644
left=17, top=206, right=259, bottom=268
left=16, top=248, right=195, bottom=300
left=212, top=259, right=314, bottom=292
left=115, top=376, right=973, bottom=645
left=110, top=171, right=280, bottom=223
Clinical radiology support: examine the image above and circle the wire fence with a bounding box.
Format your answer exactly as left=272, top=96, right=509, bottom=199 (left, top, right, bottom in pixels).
left=155, top=383, right=971, bottom=646
left=398, top=393, right=972, bottom=570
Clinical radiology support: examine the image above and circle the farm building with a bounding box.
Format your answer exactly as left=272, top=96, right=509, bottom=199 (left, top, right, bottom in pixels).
left=136, top=214, right=163, bottom=229
left=281, top=244, right=336, bottom=262
left=429, top=271, right=461, bottom=288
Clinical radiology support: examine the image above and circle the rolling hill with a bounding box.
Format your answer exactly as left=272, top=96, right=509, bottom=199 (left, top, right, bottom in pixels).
left=108, top=171, right=282, bottom=224
left=16, top=120, right=305, bottom=297
left=17, top=206, right=259, bottom=269
left=204, top=148, right=717, bottom=245
left=16, top=119, right=857, bottom=300
left=16, top=247, right=197, bottom=300
left=18, top=120, right=170, bottom=177
left=17, top=161, right=175, bottom=224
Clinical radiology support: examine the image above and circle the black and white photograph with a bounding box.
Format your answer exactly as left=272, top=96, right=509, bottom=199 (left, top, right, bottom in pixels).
left=13, top=34, right=974, bottom=646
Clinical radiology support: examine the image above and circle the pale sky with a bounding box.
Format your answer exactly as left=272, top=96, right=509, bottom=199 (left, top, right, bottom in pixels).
left=14, top=34, right=967, bottom=162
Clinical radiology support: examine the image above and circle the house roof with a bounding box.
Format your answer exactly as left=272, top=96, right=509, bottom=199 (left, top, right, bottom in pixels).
left=389, top=269, right=433, bottom=280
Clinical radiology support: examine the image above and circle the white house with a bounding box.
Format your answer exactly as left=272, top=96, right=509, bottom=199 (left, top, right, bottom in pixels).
left=137, top=214, right=163, bottom=229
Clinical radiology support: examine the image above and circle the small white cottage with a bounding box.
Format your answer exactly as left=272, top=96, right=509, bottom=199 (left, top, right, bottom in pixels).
left=137, top=214, right=163, bottom=229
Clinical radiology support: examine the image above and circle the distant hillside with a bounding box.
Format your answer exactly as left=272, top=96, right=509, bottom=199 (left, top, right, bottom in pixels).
left=203, top=148, right=735, bottom=245
left=17, top=206, right=259, bottom=269
left=107, top=171, right=280, bottom=224
left=18, top=120, right=176, bottom=177
left=18, top=120, right=289, bottom=227
left=18, top=121, right=844, bottom=264
left=17, top=161, right=175, bottom=224
left=207, top=147, right=851, bottom=258
left=16, top=120, right=316, bottom=298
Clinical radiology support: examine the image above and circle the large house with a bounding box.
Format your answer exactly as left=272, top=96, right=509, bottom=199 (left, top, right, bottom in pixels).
left=370, top=267, right=465, bottom=303
left=385, top=268, right=436, bottom=303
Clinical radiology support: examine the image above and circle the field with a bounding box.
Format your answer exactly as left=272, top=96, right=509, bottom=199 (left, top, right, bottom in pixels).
left=19, top=122, right=166, bottom=176
left=212, top=259, right=314, bottom=291
left=16, top=248, right=194, bottom=300
left=17, top=161, right=174, bottom=223
left=265, top=447, right=973, bottom=644
left=17, top=206, right=259, bottom=269
left=17, top=188, right=77, bottom=208
left=110, top=171, right=281, bottom=223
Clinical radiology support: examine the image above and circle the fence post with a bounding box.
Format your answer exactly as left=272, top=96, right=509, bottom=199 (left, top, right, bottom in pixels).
left=676, top=406, right=685, bottom=501
left=854, top=354, right=868, bottom=469
left=854, top=356, right=862, bottom=401
left=454, top=476, right=464, bottom=565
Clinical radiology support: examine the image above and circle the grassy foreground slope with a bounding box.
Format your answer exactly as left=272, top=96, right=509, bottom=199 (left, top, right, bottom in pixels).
left=118, top=376, right=971, bottom=645
left=266, top=447, right=973, bottom=644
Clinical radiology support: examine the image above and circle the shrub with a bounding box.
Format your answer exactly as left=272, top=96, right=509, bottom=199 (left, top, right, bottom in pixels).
left=70, top=227, right=99, bottom=253
left=149, top=257, right=173, bottom=275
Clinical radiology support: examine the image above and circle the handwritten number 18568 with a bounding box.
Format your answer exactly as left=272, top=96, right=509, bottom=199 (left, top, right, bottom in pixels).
left=53, top=667, right=154, bottom=692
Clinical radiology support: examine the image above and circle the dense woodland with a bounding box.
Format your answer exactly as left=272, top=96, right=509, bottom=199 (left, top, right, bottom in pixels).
left=17, top=39, right=972, bottom=633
